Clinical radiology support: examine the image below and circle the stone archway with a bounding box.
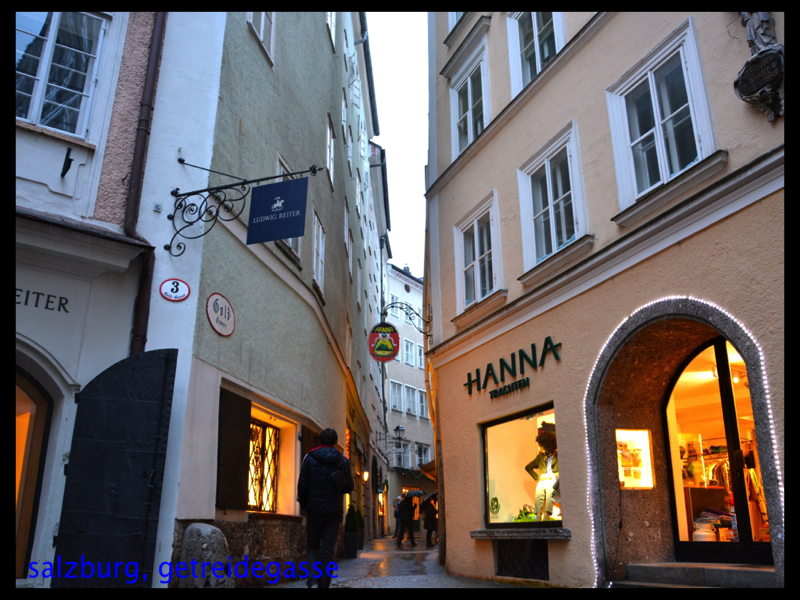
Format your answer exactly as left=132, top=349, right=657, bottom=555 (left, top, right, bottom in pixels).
left=583, top=298, right=783, bottom=587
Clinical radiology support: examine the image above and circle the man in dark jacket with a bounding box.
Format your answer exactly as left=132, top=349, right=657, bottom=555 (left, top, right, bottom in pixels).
left=396, top=493, right=417, bottom=549
left=297, top=428, right=353, bottom=589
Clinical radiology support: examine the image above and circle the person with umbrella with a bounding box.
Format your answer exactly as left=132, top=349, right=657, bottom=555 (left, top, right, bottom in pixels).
left=397, top=491, right=423, bottom=548
left=422, top=492, right=438, bottom=547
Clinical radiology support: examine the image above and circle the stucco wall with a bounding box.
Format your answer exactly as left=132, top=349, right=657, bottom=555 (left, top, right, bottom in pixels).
left=94, top=12, right=158, bottom=226
left=431, top=13, right=784, bottom=345
left=432, top=192, right=783, bottom=586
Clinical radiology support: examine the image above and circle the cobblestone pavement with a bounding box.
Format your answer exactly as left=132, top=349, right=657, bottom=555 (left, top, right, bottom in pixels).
left=274, top=537, right=520, bottom=588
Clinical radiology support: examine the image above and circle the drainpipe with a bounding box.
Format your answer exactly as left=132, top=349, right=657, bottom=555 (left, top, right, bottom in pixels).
left=126, top=12, right=167, bottom=356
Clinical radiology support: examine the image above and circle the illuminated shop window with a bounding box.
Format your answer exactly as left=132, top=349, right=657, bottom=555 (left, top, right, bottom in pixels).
left=483, top=403, right=562, bottom=526
left=248, top=419, right=280, bottom=512
left=615, top=429, right=655, bottom=489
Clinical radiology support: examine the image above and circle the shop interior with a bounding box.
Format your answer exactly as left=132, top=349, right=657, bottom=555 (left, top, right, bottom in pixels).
left=665, top=341, right=769, bottom=543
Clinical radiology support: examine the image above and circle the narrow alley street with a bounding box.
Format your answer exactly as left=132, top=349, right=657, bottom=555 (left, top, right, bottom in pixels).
left=274, top=538, right=519, bottom=588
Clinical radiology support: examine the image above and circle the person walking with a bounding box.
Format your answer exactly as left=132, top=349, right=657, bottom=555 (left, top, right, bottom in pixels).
left=297, top=428, right=353, bottom=589
left=396, top=493, right=417, bottom=549
left=422, top=498, right=438, bottom=547
left=392, top=496, right=402, bottom=539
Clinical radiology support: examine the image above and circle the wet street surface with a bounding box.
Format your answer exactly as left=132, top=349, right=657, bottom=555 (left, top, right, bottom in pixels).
left=274, top=536, right=519, bottom=588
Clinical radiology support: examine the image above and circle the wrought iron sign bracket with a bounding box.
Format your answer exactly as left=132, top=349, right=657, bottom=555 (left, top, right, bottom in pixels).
left=380, top=302, right=433, bottom=344
left=164, top=159, right=323, bottom=257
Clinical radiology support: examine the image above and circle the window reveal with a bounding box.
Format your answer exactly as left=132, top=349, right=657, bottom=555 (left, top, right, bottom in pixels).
left=248, top=419, right=280, bottom=512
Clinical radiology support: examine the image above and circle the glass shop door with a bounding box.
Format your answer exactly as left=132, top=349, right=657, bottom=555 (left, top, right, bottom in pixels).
left=665, top=337, right=772, bottom=564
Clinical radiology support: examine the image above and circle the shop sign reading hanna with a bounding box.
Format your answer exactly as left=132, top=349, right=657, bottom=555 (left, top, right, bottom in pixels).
left=463, top=336, right=562, bottom=398
left=206, top=293, right=235, bottom=336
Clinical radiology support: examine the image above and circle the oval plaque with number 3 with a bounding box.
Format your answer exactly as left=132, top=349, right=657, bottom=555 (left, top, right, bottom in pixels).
left=160, top=279, right=190, bottom=302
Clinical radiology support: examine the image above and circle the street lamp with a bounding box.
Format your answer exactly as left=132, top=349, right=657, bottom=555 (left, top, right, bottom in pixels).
left=394, top=425, right=405, bottom=440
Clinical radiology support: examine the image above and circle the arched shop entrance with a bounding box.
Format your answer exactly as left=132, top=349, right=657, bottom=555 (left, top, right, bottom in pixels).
left=584, top=298, right=783, bottom=586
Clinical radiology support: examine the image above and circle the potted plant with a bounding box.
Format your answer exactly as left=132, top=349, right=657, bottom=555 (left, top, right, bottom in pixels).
left=344, top=505, right=358, bottom=558
left=356, top=508, right=365, bottom=549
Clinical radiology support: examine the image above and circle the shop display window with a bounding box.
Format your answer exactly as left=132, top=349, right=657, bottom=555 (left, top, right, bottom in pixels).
left=615, top=429, right=655, bottom=489
left=483, top=403, right=562, bottom=527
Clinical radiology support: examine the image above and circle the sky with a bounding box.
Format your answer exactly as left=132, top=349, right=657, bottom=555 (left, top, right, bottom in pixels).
left=366, top=12, right=428, bottom=279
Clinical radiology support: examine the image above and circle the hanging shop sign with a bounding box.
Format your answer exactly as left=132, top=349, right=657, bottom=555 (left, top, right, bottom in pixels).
left=206, top=293, right=235, bottom=337
left=368, top=322, right=400, bottom=362
left=463, top=336, right=562, bottom=397
left=246, top=177, right=309, bottom=245
left=159, top=278, right=190, bottom=302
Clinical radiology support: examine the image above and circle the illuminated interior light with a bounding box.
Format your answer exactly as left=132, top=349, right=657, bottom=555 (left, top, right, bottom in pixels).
left=582, top=295, right=783, bottom=588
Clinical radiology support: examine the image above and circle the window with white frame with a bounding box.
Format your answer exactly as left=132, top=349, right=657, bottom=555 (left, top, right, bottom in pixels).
left=16, top=12, right=107, bottom=138
left=345, top=224, right=352, bottom=274
left=404, top=306, right=415, bottom=325
left=313, top=212, right=325, bottom=292
left=517, top=121, right=586, bottom=268
left=347, top=126, right=354, bottom=174
left=455, top=193, right=501, bottom=311
left=606, top=18, right=716, bottom=210
left=394, top=441, right=410, bottom=468
left=357, top=260, right=362, bottom=308
left=390, top=294, right=400, bottom=318
left=326, top=12, right=335, bottom=48
left=390, top=381, right=403, bottom=411
left=404, top=384, right=416, bottom=415
left=418, top=390, right=428, bottom=419
left=442, top=18, right=490, bottom=160
left=277, top=157, right=301, bottom=256
left=247, top=12, right=274, bottom=62
left=356, top=170, right=364, bottom=217
left=341, top=89, right=347, bottom=138
left=404, top=340, right=415, bottom=367
left=507, top=12, right=565, bottom=97
left=449, top=12, right=465, bottom=31
left=417, top=344, right=424, bottom=370
left=455, top=64, right=484, bottom=155
left=417, top=443, right=430, bottom=466
left=326, top=114, right=335, bottom=187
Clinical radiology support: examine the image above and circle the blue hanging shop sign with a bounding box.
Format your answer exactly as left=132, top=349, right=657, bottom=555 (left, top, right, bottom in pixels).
left=246, top=177, right=309, bottom=245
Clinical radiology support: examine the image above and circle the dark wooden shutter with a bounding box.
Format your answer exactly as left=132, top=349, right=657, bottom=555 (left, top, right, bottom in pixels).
left=53, top=349, right=177, bottom=587
left=300, top=424, right=320, bottom=461
left=216, top=389, right=250, bottom=511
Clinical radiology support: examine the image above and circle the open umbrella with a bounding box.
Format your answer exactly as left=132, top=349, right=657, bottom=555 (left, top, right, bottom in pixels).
left=405, top=490, right=425, bottom=498
left=424, top=491, right=438, bottom=503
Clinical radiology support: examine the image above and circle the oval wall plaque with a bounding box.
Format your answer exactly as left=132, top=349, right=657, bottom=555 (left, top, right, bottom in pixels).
left=206, top=293, right=235, bottom=337
left=160, top=278, right=190, bottom=302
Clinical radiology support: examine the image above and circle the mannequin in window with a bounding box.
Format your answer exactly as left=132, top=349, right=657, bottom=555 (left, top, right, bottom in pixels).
left=525, top=429, right=560, bottom=521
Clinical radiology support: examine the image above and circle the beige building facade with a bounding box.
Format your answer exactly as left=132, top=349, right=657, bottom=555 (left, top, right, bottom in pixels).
left=424, top=12, right=783, bottom=587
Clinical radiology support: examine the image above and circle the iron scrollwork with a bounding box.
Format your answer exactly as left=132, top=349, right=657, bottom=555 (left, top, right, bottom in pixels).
left=164, top=162, right=323, bottom=257
left=381, top=301, right=433, bottom=343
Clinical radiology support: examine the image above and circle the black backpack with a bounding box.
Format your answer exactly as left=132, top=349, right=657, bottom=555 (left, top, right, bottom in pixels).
left=331, top=458, right=354, bottom=494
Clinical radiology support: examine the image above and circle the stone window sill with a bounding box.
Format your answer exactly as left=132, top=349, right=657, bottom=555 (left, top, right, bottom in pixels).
left=518, top=234, right=595, bottom=289
left=470, top=527, right=572, bottom=540
left=452, top=288, right=508, bottom=329
left=612, top=150, right=729, bottom=228
left=17, top=119, right=97, bottom=151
